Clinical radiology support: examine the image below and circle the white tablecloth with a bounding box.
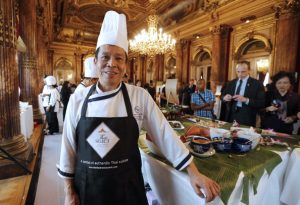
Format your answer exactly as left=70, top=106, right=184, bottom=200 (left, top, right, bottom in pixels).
left=280, top=148, right=300, bottom=205
left=20, top=104, right=33, bottom=139
left=140, top=142, right=290, bottom=205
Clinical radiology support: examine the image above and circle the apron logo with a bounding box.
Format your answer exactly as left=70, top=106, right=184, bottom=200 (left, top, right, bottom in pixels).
left=96, top=128, right=110, bottom=144
left=87, top=122, right=120, bottom=158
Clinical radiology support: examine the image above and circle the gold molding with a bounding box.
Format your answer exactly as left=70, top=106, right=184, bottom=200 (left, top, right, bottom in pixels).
left=0, top=8, right=16, bottom=48
left=192, top=46, right=212, bottom=61
left=210, top=24, right=232, bottom=35
left=234, top=32, right=272, bottom=60
left=21, top=55, right=37, bottom=70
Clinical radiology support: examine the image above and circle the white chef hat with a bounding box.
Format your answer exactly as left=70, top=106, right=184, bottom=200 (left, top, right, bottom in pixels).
left=84, top=57, right=98, bottom=78
left=96, top=11, right=128, bottom=54
left=45, top=76, right=57, bottom=86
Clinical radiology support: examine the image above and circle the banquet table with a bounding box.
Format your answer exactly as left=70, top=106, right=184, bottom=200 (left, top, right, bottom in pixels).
left=19, top=102, right=33, bottom=139
left=139, top=118, right=299, bottom=205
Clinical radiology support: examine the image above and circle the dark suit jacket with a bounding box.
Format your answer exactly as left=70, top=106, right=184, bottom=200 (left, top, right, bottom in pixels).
left=222, top=77, right=265, bottom=126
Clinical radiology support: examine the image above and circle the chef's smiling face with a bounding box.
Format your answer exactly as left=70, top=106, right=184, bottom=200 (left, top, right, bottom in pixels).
left=95, top=45, right=127, bottom=91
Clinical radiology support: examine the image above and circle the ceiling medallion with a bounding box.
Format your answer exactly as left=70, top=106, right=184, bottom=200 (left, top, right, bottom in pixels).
left=129, top=14, right=176, bottom=57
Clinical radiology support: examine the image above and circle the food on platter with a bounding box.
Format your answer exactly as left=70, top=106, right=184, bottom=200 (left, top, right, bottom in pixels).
left=259, top=136, right=289, bottom=147
left=190, top=136, right=212, bottom=154
left=185, top=142, right=216, bottom=158
left=185, top=126, right=210, bottom=138
left=168, top=121, right=184, bottom=130
left=261, top=129, right=293, bottom=139
left=192, top=138, right=211, bottom=144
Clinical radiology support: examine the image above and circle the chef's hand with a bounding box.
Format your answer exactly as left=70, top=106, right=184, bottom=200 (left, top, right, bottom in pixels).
left=223, top=94, right=232, bottom=102
left=64, top=179, right=80, bottom=205
left=186, top=161, right=220, bottom=202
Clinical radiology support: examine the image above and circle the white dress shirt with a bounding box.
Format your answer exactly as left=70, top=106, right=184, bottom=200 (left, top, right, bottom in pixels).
left=235, top=75, right=249, bottom=107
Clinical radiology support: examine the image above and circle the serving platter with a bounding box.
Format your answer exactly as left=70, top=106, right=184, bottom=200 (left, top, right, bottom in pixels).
left=185, top=142, right=216, bottom=158
left=168, top=121, right=185, bottom=130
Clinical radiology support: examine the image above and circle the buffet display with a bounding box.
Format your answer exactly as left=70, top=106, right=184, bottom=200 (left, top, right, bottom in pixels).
left=140, top=109, right=300, bottom=205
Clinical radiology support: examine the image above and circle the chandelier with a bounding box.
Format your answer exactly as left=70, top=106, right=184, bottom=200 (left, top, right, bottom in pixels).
left=129, top=14, right=176, bottom=57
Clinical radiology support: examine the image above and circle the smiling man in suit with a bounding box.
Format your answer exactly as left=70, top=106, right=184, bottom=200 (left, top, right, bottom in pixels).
left=222, top=60, right=265, bottom=126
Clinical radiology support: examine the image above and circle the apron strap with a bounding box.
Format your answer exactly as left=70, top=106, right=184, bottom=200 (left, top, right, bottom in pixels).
left=81, top=83, right=132, bottom=118
left=121, top=83, right=133, bottom=117
left=81, top=84, right=97, bottom=118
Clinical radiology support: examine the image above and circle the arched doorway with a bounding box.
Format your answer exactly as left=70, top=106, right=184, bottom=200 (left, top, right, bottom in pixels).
left=146, top=58, right=154, bottom=83
left=234, top=34, right=272, bottom=85
left=165, top=56, right=176, bottom=79
left=192, top=48, right=212, bottom=88
left=55, top=57, right=74, bottom=84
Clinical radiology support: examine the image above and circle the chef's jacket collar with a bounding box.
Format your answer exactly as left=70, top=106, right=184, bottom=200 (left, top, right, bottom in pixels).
left=95, top=82, right=122, bottom=96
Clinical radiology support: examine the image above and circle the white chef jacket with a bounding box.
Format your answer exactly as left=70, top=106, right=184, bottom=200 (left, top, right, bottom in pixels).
left=58, top=83, right=193, bottom=178
left=73, top=82, right=86, bottom=94
left=42, top=85, right=51, bottom=107
left=48, top=87, right=61, bottom=112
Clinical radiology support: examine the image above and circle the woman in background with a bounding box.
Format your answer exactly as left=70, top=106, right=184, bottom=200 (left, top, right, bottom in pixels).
left=261, top=71, right=300, bottom=134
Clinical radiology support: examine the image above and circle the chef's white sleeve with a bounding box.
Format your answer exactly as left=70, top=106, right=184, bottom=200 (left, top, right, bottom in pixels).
left=57, top=95, right=77, bottom=178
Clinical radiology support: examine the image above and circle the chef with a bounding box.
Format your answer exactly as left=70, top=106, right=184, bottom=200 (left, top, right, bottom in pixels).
left=58, top=10, right=220, bottom=205
left=45, top=75, right=60, bottom=135
left=74, top=56, right=99, bottom=93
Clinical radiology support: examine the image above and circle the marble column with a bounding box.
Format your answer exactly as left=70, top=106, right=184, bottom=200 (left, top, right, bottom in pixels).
left=128, top=58, right=135, bottom=81
left=175, top=42, right=183, bottom=83
left=211, top=24, right=232, bottom=92
left=155, top=54, right=164, bottom=82
left=178, top=40, right=191, bottom=83
left=75, top=49, right=83, bottom=84
left=274, top=12, right=300, bottom=74
left=0, top=0, right=33, bottom=179
left=19, top=0, right=41, bottom=121
left=47, top=49, right=54, bottom=75
left=142, top=56, right=147, bottom=84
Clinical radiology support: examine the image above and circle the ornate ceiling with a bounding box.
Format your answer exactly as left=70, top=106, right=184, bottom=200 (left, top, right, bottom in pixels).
left=51, top=0, right=208, bottom=46
left=46, top=0, right=293, bottom=48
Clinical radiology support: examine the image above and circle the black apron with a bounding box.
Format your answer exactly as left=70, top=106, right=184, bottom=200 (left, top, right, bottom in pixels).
left=74, top=83, right=148, bottom=205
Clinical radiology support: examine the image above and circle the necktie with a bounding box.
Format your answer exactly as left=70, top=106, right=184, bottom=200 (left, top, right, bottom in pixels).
left=235, top=79, right=242, bottom=95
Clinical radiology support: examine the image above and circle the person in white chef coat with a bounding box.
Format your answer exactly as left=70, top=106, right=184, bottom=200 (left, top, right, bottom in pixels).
left=58, top=10, right=220, bottom=205
left=74, top=56, right=98, bottom=94
left=44, top=75, right=60, bottom=135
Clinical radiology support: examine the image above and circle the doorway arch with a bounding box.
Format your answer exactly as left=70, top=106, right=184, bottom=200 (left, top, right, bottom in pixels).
left=55, top=57, right=74, bottom=84
left=192, top=47, right=212, bottom=88
left=165, top=56, right=176, bottom=79
left=233, top=33, right=272, bottom=84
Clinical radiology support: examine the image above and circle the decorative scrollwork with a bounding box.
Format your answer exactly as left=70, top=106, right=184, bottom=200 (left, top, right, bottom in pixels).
left=0, top=9, right=3, bottom=44
left=0, top=7, right=17, bottom=48
left=21, top=55, right=37, bottom=70
left=211, top=24, right=231, bottom=35
left=273, top=0, right=300, bottom=18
